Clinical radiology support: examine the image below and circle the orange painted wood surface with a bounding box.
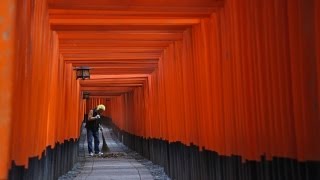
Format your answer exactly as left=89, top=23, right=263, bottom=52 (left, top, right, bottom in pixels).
left=11, top=0, right=83, bottom=168
left=2, top=0, right=320, bottom=178
left=0, top=0, right=15, bottom=179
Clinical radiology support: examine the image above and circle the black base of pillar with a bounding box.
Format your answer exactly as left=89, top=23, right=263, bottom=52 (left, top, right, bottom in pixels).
left=111, top=124, right=320, bottom=180
left=9, top=139, right=79, bottom=180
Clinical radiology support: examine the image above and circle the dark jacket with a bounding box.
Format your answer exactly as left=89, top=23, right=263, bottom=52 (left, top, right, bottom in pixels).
left=85, top=108, right=101, bottom=131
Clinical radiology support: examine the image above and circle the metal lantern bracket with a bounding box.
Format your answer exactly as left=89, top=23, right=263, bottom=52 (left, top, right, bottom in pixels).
left=83, top=92, right=90, bottom=99
left=74, top=66, right=91, bottom=80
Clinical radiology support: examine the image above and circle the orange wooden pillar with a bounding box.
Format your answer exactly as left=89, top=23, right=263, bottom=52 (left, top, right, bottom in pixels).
left=286, top=0, right=320, bottom=161
left=7, top=1, right=84, bottom=177
left=0, top=0, right=16, bottom=179
left=317, top=0, right=320, bottom=122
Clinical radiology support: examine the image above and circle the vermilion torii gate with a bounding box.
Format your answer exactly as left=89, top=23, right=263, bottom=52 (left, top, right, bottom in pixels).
left=0, top=0, right=319, bottom=179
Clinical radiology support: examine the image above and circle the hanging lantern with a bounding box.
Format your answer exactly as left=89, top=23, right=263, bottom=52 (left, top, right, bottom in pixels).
left=74, top=66, right=91, bottom=80
left=83, top=92, right=90, bottom=99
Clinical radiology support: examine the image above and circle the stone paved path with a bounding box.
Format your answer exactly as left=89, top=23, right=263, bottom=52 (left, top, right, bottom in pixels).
left=59, top=126, right=169, bottom=180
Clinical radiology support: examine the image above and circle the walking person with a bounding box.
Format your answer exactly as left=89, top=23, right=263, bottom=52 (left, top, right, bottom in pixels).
left=85, top=104, right=105, bottom=156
